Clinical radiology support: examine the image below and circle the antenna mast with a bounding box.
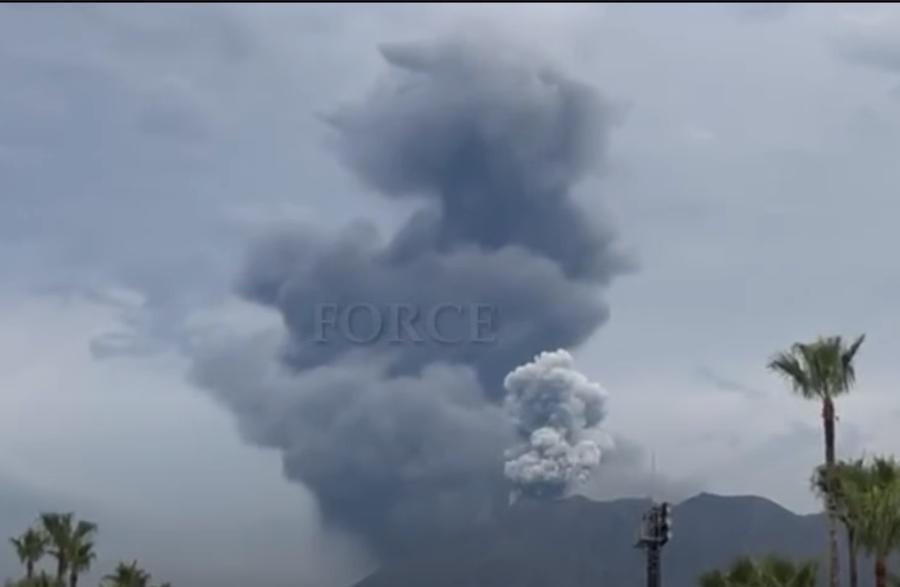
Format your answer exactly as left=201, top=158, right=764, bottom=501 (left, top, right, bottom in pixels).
left=636, top=450, right=672, bottom=587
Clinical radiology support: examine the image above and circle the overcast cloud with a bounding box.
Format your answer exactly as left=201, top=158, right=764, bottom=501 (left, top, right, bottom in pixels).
left=3, top=3, right=900, bottom=585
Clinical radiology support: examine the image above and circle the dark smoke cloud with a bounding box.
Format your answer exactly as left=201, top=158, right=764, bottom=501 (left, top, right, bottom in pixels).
left=193, top=33, right=633, bottom=560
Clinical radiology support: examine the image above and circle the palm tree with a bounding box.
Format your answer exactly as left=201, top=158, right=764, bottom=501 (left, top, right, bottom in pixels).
left=812, top=459, right=867, bottom=587
left=756, top=554, right=819, bottom=587
left=102, top=561, right=152, bottom=587
left=8, top=573, right=65, bottom=587
left=39, top=513, right=74, bottom=583
left=697, top=555, right=818, bottom=587
left=768, top=334, right=866, bottom=587
left=9, top=527, right=48, bottom=579
left=67, top=539, right=96, bottom=587
left=843, top=456, right=900, bottom=587
left=38, top=513, right=97, bottom=585
left=698, top=555, right=761, bottom=587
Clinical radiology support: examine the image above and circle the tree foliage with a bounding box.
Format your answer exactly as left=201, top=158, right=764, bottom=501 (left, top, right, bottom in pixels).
left=3, top=517, right=169, bottom=587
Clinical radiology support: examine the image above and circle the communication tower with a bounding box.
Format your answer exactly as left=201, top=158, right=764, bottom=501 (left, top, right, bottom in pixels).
left=635, top=452, right=673, bottom=587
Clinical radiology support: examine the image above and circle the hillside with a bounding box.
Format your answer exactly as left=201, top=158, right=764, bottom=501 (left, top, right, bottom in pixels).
left=353, top=493, right=863, bottom=587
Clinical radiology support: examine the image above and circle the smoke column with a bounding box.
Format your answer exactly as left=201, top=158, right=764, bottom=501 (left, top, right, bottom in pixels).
left=503, top=349, right=612, bottom=501
left=192, top=32, right=631, bottom=560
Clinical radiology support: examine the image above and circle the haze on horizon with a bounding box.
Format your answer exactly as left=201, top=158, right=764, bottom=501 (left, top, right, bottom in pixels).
left=2, top=3, right=900, bottom=585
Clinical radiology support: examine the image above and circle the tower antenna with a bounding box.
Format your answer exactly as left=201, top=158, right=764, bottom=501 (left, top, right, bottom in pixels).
left=636, top=449, right=673, bottom=587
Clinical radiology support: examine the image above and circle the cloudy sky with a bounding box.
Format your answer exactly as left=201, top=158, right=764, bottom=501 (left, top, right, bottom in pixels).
left=3, top=2, right=900, bottom=584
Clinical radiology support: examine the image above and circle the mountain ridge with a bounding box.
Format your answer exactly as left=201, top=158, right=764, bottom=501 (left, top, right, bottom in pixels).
left=352, top=492, right=871, bottom=587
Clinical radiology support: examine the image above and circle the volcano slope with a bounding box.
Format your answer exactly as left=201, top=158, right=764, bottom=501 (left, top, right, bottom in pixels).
left=352, top=493, right=875, bottom=587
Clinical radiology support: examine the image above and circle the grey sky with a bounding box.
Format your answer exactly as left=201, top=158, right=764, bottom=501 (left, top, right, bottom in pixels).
left=2, top=3, right=900, bottom=585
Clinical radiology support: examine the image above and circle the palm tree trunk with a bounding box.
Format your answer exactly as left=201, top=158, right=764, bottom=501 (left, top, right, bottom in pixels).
left=69, top=571, right=78, bottom=587
left=56, top=558, right=68, bottom=584
left=846, top=528, right=858, bottom=587
left=874, top=557, right=887, bottom=587
left=823, top=397, right=841, bottom=587
left=26, top=561, right=35, bottom=580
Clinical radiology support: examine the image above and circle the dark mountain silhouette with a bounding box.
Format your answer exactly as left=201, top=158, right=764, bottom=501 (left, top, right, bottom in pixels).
left=353, top=493, right=885, bottom=587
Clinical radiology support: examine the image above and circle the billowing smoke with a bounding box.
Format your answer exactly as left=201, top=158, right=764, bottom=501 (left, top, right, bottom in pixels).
left=503, top=349, right=612, bottom=501
left=192, top=32, right=632, bottom=560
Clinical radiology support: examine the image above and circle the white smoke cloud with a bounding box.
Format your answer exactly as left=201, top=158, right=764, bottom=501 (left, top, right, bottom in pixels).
left=502, top=349, right=613, bottom=499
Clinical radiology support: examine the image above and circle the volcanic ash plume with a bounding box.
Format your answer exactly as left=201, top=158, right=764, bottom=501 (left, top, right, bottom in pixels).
left=503, top=349, right=612, bottom=501
left=192, top=32, right=632, bottom=561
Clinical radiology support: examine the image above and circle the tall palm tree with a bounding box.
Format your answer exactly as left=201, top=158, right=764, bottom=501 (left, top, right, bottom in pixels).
left=844, top=456, right=900, bottom=587
left=9, top=527, right=48, bottom=579
left=102, top=561, right=152, bottom=587
left=39, top=513, right=74, bottom=583
left=67, top=539, right=96, bottom=587
left=38, top=513, right=97, bottom=585
left=768, top=334, right=866, bottom=587
left=812, top=459, right=867, bottom=587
